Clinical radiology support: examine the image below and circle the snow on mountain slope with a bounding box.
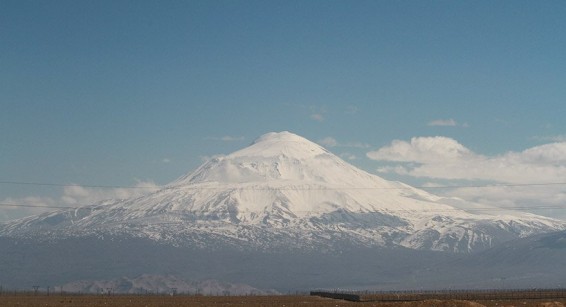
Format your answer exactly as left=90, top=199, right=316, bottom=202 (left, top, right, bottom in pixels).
left=1, top=131, right=564, bottom=253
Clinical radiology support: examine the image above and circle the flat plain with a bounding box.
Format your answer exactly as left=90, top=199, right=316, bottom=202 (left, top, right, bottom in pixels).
left=1, top=295, right=566, bottom=307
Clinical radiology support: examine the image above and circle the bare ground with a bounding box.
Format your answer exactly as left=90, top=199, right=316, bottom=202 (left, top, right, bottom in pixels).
left=1, top=295, right=566, bottom=307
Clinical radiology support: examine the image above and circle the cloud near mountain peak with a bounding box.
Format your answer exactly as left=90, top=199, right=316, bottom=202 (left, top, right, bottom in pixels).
left=367, top=136, right=566, bottom=184
left=367, top=136, right=473, bottom=164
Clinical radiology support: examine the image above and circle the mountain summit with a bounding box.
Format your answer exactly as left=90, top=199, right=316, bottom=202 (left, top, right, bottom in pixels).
left=232, top=131, right=329, bottom=159
left=1, top=131, right=564, bottom=253
left=173, top=131, right=374, bottom=186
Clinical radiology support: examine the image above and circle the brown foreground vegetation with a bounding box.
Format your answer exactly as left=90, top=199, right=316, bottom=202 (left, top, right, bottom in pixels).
left=0, top=295, right=566, bottom=307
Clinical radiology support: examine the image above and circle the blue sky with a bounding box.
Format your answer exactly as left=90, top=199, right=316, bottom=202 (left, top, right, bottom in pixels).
left=2, top=0, right=566, bottom=220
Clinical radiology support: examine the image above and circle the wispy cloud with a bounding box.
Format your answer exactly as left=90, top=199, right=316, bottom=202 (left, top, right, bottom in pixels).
left=317, top=137, right=360, bottom=161
left=344, top=141, right=371, bottom=149
left=427, top=119, right=468, bottom=127
left=0, top=196, right=58, bottom=221
left=340, top=152, right=357, bottom=160
left=0, top=181, right=160, bottom=222
left=319, top=137, right=338, bottom=147
left=60, top=180, right=160, bottom=205
left=415, top=179, right=566, bottom=219
left=345, top=105, right=358, bottom=114
left=318, top=137, right=370, bottom=149
left=308, top=105, right=327, bottom=122
left=285, top=103, right=327, bottom=122
left=310, top=113, right=324, bottom=122
left=531, top=135, right=566, bottom=142
left=205, top=136, right=246, bottom=142
left=428, top=119, right=457, bottom=127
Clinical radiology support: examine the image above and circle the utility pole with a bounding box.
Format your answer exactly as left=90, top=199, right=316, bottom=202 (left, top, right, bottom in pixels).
left=32, top=286, right=39, bottom=295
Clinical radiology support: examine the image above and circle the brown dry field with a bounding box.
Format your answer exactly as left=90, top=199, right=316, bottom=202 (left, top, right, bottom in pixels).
left=1, top=295, right=566, bottom=307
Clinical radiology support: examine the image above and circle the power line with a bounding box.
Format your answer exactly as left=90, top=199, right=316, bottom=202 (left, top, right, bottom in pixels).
left=1, top=180, right=566, bottom=190
left=0, top=202, right=564, bottom=212
left=1, top=181, right=565, bottom=213
left=0, top=181, right=157, bottom=189
left=417, top=182, right=566, bottom=189
left=0, top=203, right=79, bottom=209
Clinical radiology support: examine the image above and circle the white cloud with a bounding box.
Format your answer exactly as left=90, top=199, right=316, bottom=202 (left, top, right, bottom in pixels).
left=310, top=113, right=324, bottom=122
left=0, top=181, right=161, bottom=222
left=427, top=119, right=468, bottom=127
left=60, top=180, right=160, bottom=206
left=308, top=105, right=327, bottom=121
left=368, top=137, right=566, bottom=219
left=340, top=152, right=357, bottom=160
left=367, top=136, right=473, bottom=164
left=318, top=137, right=370, bottom=149
left=0, top=196, right=59, bottom=221
left=345, top=105, right=359, bottom=114
left=345, top=142, right=371, bottom=149
left=319, top=137, right=338, bottom=147
left=162, top=158, right=171, bottom=163
left=318, top=137, right=365, bottom=161
left=428, top=119, right=457, bottom=127
left=532, top=135, right=566, bottom=142
left=205, top=136, right=246, bottom=142
left=436, top=184, right=566, bottom=219
left=368, top=137, right=566, bottom=183
left=284, top=102, right=328, bottom=122
left=300, top=104, right=326, bottom=122
left=222, top=136, right=245, bottom=141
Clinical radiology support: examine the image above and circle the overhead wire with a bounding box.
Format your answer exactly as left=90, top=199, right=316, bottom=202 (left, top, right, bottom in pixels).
left=0, top=203, right=565, bottom=213
left=0, top=203, right=78, bottom=209
left=1, top=180, right=565, bottom=212
left=0, top=180, right=156, bottom=189
left=1, top=202, right=565, bottom=213
left=1, top=180, right=566, bottom=190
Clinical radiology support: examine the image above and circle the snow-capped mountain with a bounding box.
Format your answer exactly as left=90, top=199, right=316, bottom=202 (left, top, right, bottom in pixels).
left=1, top=131, right=564, bottom=253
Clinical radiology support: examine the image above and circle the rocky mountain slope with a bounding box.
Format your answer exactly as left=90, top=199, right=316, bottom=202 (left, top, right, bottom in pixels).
left=59, top=274, right=279, bottom=295
left=400, top=229, right=566, bottom=290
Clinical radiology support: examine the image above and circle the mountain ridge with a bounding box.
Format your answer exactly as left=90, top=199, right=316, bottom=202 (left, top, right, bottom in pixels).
left=1, top=131, right=564, bottom=253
